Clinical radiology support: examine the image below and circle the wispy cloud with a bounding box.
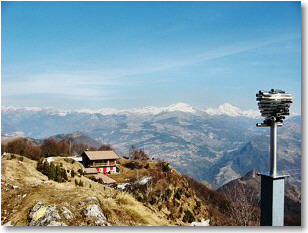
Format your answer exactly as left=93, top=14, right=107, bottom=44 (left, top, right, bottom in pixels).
left=2, top=74, right=116, bottom=98
left=2, top=33, right=300, bottom=104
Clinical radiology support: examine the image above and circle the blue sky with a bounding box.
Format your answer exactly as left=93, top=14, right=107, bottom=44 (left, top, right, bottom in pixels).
left=1, top=1, right=301, bottom=113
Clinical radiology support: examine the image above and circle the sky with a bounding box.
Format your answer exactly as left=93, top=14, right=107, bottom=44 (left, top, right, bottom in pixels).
left=1, top=1, right=301, bottom=113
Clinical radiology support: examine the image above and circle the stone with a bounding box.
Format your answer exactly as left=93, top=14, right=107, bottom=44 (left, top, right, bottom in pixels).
left=28, top=202, right=62, bottom=226
left=3, top=221, right=12, bottom=226
left=83, top=204, right=109, bottom=226
left=78, top=201, right=85, bottom=206
left=190, top=219, right=210, bottom=226
left=60, top=206, right=74, bottom=220
left=47, top=221, right=67, bottom=226
left=31, top=183, right=40, bottom=188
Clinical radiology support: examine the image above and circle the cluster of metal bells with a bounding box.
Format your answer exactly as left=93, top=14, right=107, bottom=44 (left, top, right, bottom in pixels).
left=256, top=89, right=292, bottom=124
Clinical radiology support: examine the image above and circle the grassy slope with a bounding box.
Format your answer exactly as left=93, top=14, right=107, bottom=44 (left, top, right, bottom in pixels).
left=110, top=159, right=227, bottom=225
left=1, top=154, right=171, bottom=226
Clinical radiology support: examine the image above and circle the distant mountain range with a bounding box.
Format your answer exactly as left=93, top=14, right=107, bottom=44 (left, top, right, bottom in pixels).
left=2, top=102, right=260, bottom=118
left=1, top=103, right=301, bottom=188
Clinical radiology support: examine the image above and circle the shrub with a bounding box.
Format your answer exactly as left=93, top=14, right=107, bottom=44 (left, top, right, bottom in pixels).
left=182, top=174, right=231, bottom=211
left=71, top=170, right=75, bottom=178
left=61, top=168, right=68, bottom=181
left=174, top=189, right=182, bottom=200
left=182, top=210, right=195, bottom=223
left=129, top=145, right=149, bottom=160
left=99, top=144, right=113, bottom=151
left=196, top=201, right=201, bottom=209
left=157, top=161, right=170, bottom=173
left=75, top=179, right=78, bottom=186
left=124, top=161, right=143, bottom=170
left=78, top=169, right=83, bottom=175
left=64, top=158, right=71, bottom=163
left=144, top=163, right=150, bottom=169
left=79, top=180, right=84, bottom=187
left=149, top=196, right=157, bottom=205
left=163, top=189, right=172, bottom=202
left=18, top=156, right=24, bottom=161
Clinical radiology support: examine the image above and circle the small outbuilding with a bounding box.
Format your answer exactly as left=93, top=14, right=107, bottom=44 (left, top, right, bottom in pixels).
left=93, top=174, right=117, bottom=187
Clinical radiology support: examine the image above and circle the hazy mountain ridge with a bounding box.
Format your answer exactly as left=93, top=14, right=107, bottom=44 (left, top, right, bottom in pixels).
left=217, top=170, right=301, bottom=225
left=2, top=102, right=259, bottom=118
left=1, top=103, right=301, bottom=188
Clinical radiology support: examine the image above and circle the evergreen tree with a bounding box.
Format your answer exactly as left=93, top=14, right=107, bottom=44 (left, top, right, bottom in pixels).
left=79, top=180, right=83, bottom=187
left=71, top=170, right=75, bottom=178
left=37, top=158, right=44, bottom=171
left=55, top=165, right=62, bottom=182
left=48, top=162, right=56, bottom=180
left=61, top=168, right=68, bottom=181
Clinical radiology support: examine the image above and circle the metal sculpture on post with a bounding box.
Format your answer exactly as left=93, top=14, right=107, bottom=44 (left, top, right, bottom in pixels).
left=256, top=89, right=292, bottom=226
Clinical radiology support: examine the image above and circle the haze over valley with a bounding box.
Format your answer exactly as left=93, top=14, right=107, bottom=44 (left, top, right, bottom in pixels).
left=2, top=103, right=301, bottom=188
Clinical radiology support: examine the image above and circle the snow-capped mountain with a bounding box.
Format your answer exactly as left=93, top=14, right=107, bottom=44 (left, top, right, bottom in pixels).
left=2, top=102, right=256, bottom=117
left=204, top=103, right=259, bottom=118
left=1, top=106, right=69, bottom=117
left=1, top=102, right=301, bottom=188
left=74, top=103, right=199, bottom=115
left=163, top=103, right=198, bottom=114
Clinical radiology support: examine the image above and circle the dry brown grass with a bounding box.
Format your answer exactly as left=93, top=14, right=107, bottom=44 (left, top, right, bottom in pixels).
left=108, top=158, right=156, bottom=183
left=1, top=154, right=171, bottom=226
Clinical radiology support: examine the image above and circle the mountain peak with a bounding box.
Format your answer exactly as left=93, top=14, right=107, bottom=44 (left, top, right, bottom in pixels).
left=217, top=103, right=241, bottom=116
left=205, top=103, right=259, bottom=118
left=165, top=103, right=197, bottom=113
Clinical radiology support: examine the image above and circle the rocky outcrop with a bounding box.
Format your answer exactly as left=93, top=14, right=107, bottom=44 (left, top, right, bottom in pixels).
left=83, top=204, right=110, bottom=226
left=28, top=202, right=66, bottom=226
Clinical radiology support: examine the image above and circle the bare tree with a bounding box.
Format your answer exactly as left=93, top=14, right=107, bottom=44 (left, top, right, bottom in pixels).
left=129, top=145, right=149, bottom=160
left=98, top=144, right=113, bottom=151
left=223, top=185, right=260, bottom=226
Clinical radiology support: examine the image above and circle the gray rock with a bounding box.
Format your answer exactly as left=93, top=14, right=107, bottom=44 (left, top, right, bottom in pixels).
left=78, top=201, right=85, bottom=206
left=83, top=204, right=109, bottom=226
left=190, top=219, right=210, bottom=226
left=60, top=206, right=74, bottom=220
left=31, top=183, right=40, bottom=188
left=47, top=221, right=67, bottom=226
left=29, top=202, right=62, bottom=226
left=3, top=221, right=13, bottom=226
